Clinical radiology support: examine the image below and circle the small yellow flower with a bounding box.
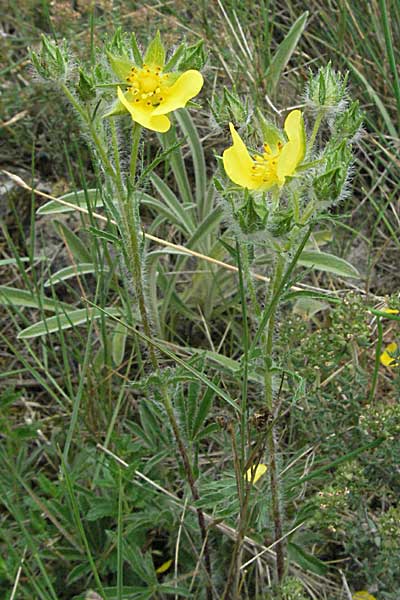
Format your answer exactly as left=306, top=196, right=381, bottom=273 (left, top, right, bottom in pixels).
left=245, top=463, right=268, bottom=484
left=352, top=592, right=376, bottom=600
left=113, top=62, right=202, bottom=133
left=380, top=342, right=399, bottom=368
left=223, top=110, right=306, bottom=191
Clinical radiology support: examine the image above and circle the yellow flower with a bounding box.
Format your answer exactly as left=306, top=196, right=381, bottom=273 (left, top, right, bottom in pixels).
left=115, top=64, right=203, bottom=133
left=352, top=592, right=376, bottom=600
left=380, top=342, right=399, bottom=368
left=245, top=463, right=267, bottom=484
left=223, top=110, right=306, bottom=191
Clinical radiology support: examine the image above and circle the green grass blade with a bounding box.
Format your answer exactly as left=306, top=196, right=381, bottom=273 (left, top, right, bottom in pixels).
left=174, top=110, right=207, bottom=215
left=265, top=11, right=308, bottom=93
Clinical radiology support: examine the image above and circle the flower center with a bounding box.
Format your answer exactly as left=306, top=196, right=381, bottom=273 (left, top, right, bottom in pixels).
left=251, top=142, right=283, bottom=183
left=125, top=63, right=167, bottom=108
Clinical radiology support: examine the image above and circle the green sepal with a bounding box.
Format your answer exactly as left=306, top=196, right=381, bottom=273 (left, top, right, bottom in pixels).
left=107, top=52, right=133, bottom=81
left=130, top=32, right=143, bottom=66
left=165, top=42, right=186, bottom=71
left=143, top=30, right=166, bottom=67
left=257, top=109, right=284, bottom=151
left=103, top=98, right=128, bottom=119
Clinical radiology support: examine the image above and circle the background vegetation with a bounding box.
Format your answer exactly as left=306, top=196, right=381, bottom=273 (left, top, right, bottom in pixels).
left=1, top=1, right=399, bottom=599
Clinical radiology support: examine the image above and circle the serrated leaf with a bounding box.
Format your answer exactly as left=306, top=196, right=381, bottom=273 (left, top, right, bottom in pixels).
left=53, top=221, right=92, bottom=263
left=17, top=307, right=122, bottom=339
left=265, top=12, right=308, bottom=93
left=86, top=497, right=117, bottom=521
left=299, top=250, right=360, bottom=278
left=37, top=189, right=99, bottom=215
left=0, top=285, right=70, bottom=312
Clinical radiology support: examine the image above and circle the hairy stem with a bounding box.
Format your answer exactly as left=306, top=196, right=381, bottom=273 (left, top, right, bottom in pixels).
left=62, top=89, right=213, bottom=596
left=264, top=252, right=285, bottom=584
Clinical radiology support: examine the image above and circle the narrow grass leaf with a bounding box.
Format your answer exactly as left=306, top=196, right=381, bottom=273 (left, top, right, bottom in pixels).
left=265, top=12, right=308, bottom=93
left=175, top=110, right=207, bottom=213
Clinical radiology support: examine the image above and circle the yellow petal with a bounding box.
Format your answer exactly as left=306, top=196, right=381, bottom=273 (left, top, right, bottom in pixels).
left=277, top=109, right=306, bottom=181
left=223, top=123, right=262, bottom=190
left=152, top=70, right=203, bottom=115
left=117, top=87, right=171, bottom=133
left=156, top=559, right=173, bottom=574
left=382, top=308, right=399, bottom=315
left=352, top=592, right=376, bottom=600
left=245, top=463, right=267, bottom=484
left=380, top=342, right=399, bottom=367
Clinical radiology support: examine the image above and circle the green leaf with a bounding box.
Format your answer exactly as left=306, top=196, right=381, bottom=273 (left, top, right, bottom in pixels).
left=283, top=289, right=340, bottom=304
left=130, top=32, right=143, bottom=66
left=0, top=285, right=70, bottom=312
left=150, top=174, right=195, bottom=234
left=174, top=109, right=207, bottom=214
left=53, top=220, right=92, bottom=263
left=288, top=542, right=328, bottom=576
left=112, top=323, right=128, bottom=366
left=293, top=297, right=330, bottom=318
left=36, top=189, right=100, bottom=215
left=192, top=385, right=216, bottom=439
left=86, top=497, right=117, bottom=521
left=265, top=12, right=308, bottom=93
left=17, top=307, right=122, bottom=339
left=87, top=225, right=120, bottom=245
left=44, top=263, right=101, bottom=287
left=143, top=31, right=165, bottom=67
left=298, top=250, right=360, bottom=278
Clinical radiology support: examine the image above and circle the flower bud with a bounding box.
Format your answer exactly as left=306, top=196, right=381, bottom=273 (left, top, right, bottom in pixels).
left=177, top=40, right=207, bottom=71
left=211, top=87, right=249, bottom=128
left=313, top=140, right=352, bottom=205
left=333, top=100, right=364, bottom=141
left=30, top=35, right=69, bottom=81
left=306, top=62, right=348, bottom=113
left=267, top=208, right=294, bottom=237
left=77, top=69, right=96, bottom=102
left=234, top=195, right=268, bottom=234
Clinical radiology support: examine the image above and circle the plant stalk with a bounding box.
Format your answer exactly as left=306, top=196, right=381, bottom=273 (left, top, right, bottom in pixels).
left=264, top=252, right=285, bottom=584
left=62, top=90, right=213, bottom=596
